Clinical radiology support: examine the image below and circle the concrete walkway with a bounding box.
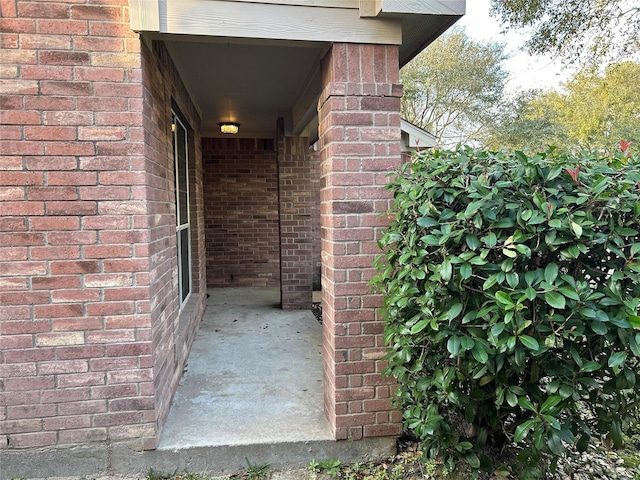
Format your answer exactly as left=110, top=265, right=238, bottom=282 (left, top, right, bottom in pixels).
left=158, top=287, right=333, bottom=448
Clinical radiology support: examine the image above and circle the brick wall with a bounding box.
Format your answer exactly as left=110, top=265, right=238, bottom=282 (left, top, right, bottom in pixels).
left=318, top=43, right=403, bottom=440
left=278, top=131, right=313, bottom=309
left=0, top=0, right=152, bottom=449
left=202, top=137, right=280, bottom=288
left=0, top=0, right=205, bottom=450
left=141, top=40, right=206, bottom=448
left=311, top=147, right=321, bottom=290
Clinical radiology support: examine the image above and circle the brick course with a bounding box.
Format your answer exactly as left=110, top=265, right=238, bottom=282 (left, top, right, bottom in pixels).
left=278, top=132, right=313, bottom=309
left=318, top=43, right=403, bottom=440
left=202, top=137, right=280, bottom=288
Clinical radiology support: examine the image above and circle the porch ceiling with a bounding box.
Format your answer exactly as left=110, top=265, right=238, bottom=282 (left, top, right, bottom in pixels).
left=152, top=10, right=462, bottom=141
left=163, top=36, right=326, bottom=139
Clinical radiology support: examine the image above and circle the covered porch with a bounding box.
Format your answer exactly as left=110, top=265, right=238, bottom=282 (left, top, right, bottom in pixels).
left=136, top=0, right=465, bottom=450
left=158, top=287, right=332, bottom=449
left=151, top=287, right=396, bottom=473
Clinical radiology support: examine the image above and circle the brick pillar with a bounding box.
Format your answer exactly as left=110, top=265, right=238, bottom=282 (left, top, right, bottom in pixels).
left=277, top=126, right=313, bottom=309
left=311, top=147, right=322, bottom=290
left=318, top=44, right=403, bottom=440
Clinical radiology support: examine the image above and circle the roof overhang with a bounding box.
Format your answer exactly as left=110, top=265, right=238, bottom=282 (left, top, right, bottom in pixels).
left=401, top=118, right=437, bottom=151
left=128, top=1, right=465, bottom=138
left=129, top=0, right=464, bottom=66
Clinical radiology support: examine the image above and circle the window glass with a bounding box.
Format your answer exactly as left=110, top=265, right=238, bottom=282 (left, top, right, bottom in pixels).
left=172, top=110, right=191, bottom=307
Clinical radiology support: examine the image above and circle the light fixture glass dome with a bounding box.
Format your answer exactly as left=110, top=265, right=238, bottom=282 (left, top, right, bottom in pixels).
left=219, top=122, right=240, bottom=134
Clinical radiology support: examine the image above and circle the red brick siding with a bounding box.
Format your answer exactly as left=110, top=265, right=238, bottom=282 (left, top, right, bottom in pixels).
left=0, top=0, right=155, bottom=450
left=310, top=148, right=321, bottom=290
left=318, top=43, right=403, bottom=440
left=278, top=132, right=313, bottom=309
left=0, top=1, right=206, bottom=450
left=141, top=40, right=206, bottom=448
left=202, top=137, right=280, bottom=288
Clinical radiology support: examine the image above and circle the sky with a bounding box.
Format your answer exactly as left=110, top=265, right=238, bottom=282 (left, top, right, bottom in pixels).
left=457, top=0, right=574, bottom=93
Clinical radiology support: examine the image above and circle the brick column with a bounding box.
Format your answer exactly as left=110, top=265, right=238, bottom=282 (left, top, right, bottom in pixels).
left=277, top=128, right=313, bottom=309
left=318, top=44, right=403, bottom=440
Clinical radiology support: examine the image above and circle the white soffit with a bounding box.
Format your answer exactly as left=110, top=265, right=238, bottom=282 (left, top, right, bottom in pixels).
left=401, top=119, right=437, bottom=149
left=379, top=0, right=465, bottom=16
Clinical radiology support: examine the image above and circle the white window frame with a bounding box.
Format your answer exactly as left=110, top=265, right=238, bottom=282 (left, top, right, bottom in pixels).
left=172, top=110, right=192, bottom=309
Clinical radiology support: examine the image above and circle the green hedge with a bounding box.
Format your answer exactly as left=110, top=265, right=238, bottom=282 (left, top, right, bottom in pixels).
left=372, top=146, right=640, bottom=478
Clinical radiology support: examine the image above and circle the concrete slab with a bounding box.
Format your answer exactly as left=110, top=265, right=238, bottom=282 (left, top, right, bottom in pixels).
left=158, top=287, right=333, bottom=449
left=0, top=437, right=396, bottom=479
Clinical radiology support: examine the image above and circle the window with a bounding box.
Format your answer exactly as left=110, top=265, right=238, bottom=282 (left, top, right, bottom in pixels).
left=172, top=110, right=191, bottom=307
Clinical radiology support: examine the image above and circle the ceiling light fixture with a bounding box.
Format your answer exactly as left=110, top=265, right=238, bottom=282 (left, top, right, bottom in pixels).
left=219, top=122, right=240, bottom=134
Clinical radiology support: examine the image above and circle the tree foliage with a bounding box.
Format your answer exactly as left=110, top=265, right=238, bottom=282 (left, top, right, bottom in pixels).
left=486, top=62, right=640, bottom=154
left=400, top=28, right=508, bottom=147
left=490, top=0, right=640, bottom=64
left=483, top=89, right=568, bottom=153
left=373, top=146, right=640, bottom=478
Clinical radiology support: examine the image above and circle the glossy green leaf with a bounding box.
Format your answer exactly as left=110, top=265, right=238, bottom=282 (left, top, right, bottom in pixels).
left=518, top=397, right=536, bottom=412
left=558, top=384, right=574, bottom=399
left=447, top=303, right=463, bottom=320
left=491, top=323, right=505, bottom=336
left=608, top=351, right=626, bottom=368
left=447, top=336, right=461, bottom=356
left=441, top=258, right=452, bottom=282
left=464, top=452, right=480, bottom=469
left=514, top=419, right=535, bottom=443
left=558, top=286, right=580, bottom=301
left=514, top=347, right=526, bottom=366
left=472, top=344, right=489, bottom=363
left=547, top=432, right=564, bottom=456
left=591, top=321, right=608, bottom=335
left=506, top=272, right=519, bottom=288
left=483, top=274, right=498, bottom=290
left=465, top=200, right=484, bottom=217
left=457, top=441, right=473, bottom=451
left=485, top=232, right=497, bottom=247
left=545, top=291, right=566, bottom=309
left=543, top=414, right=561, bottom=430
left=460, top=262, right=472, bottom=279
left=417, top=216, right=439, bottom=228
left=495, top=291, right=515, bottom=307
left=582, top=361, right=601, bottom=372
left=618, top=228, right=638, bottom=236
left=519, top=335, right=539, bottom=351
left=544, top=263, right=559, bottom=284
left=460, top=336, right=475, bottom=351
left=576, top=434, right=590, bottom=453
left=465, top=234, right=480, bottom=250
left=569, top=219, right=582, bottom=237
left=410, top=319, right=430, bottom=334
left=494, top=218, right=514, bottom=228
left=540, top=395, right=562, bottom=414
left=610, top=420, right=624, bottom=448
